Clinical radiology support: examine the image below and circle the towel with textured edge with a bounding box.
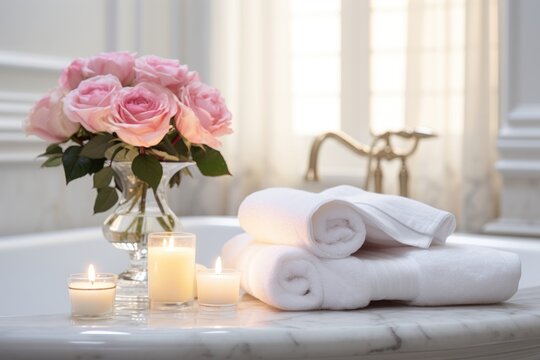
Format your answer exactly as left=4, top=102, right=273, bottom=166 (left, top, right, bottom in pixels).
left=222, top=233, right=521, bottom=310
left=323, top=185, right=456, bottom=248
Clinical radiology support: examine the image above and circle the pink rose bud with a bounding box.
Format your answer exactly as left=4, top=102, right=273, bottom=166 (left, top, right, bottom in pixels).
left=58, top=58, right=86, bottom=93
left=176, top=81, right=232, bottom=148
left=134, top=55, right=191, bottom=93
left=63, top=75, right=122, bottom=133
left=24, top=88, right=80, bottom=143
left=109, top=82, right=178, bottom=147
left=82, top=51, right=135, bottom=86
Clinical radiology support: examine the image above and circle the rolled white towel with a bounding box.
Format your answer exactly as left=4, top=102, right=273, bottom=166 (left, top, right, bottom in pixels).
left=222, top=234, right=521, bottom=310
left=360, top=245, right=521, bottom=306
left=323, top=185, right=456, bottom=248
left=238, top=188, right=367, bottom=258
left=403, top=245, right=521, bottom=306
left=221, top=233, right=373, bottom=310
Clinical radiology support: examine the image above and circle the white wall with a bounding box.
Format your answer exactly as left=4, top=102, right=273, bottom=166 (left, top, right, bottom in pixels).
left=0, top=0, right=107, bottom=235
left=0, top=0, right=228, bottom=236
left=485, top=0, right=540, bottom=236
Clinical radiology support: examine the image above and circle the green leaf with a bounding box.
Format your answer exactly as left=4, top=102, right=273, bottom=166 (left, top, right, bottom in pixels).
left=174, top=138, right=190, bottom=158
left=62, top=146, right=93, bottom=184
left=192, top=145, right=231, bottom=177
left=132, top=154, right=163, bottom=192
left=93, top=167, right=114, bottom=189
left=93, top=186, right=119, bottom=214
left=155, top=136, right=180, bottom=158
left=104, top=143, right=124, bottom=161
left=80, top=133, right=115, bottom=159
left=110, top=147, right=138, bottom=162
left=39, top=144, right=62, bottom=158
left=88, top=158, right=105, bottom=174
left=122, top=148, right=139, bottom=162
left=41, top=154, right=62, bottom=167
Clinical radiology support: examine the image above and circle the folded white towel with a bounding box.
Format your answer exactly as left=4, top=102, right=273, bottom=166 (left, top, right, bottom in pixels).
left=322, top=185, right=456, bottom=248
left=222, top=234, right=521, bottom=310
left=238, top=188, right=367, bottom=258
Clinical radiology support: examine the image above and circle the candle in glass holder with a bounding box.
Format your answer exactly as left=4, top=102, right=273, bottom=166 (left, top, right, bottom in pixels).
left=68, top=264, right=117, bottom=319
left=148, top=232, right=196, bottom=310
left=197, top=257, right=241, bottom=307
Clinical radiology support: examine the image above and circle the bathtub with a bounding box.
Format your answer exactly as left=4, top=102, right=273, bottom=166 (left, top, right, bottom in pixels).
left=0, top=216, right=539, bottom=317
left=0, top=216, right=242, bottom=317
left=1, top=217, right=540, bottom=360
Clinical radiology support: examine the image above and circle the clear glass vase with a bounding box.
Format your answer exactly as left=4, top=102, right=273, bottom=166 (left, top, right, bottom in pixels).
left=102, top=161, right=194, bottom=309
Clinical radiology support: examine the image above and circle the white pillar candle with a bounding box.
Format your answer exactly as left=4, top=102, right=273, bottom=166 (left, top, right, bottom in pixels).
left=68, top=265, right=117, bottom=318
left=148, top=232, right=196, bottom=309
left=197, top=257, right=241, bottom=307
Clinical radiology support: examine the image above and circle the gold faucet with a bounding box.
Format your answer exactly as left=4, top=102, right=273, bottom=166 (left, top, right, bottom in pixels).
left=305, top=128, right=436, bottom=197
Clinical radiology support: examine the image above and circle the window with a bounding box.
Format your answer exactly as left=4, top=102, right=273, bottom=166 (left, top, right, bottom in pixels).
left=370, top=0, right=465, bottom=134
left=291, top=0, right=465, bottom=136
left=369, top=0, right=408, bottom=134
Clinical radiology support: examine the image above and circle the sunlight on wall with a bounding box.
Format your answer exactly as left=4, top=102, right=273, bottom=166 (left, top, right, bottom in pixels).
left=291, top=0, right=341, bottom=136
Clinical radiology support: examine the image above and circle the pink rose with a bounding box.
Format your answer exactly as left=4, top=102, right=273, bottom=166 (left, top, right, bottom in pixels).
left=24, top=88, right=80, bottom=143
left=134, top=55, right=191, bottom=93
left=63, top=75, right=122, bottom=133
left=59, top=58, right=86, bottom=92
left=175, top=82, right=232, bottom=148
left=109, top=82, right=178, bottom=147
left=82, top=52, right=135, bottom=86
left=188, top=71, right=200, bottom=82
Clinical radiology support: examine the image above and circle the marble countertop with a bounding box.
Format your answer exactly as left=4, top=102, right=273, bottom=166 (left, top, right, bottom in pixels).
left=1, top=288, right=540, bottom=359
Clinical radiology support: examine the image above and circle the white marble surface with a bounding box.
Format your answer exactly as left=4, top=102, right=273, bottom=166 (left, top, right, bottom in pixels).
left=2, top=220, right=540, bottom=359
left=1, top=287, right=540, bottom=360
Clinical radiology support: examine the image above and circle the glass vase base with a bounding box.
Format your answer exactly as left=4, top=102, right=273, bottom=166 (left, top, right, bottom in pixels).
left=113, top=279, right=149, bottom=311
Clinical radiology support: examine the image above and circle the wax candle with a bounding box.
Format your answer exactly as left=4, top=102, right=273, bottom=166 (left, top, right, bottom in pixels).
left=68, top=264, right=117, bottom=319
left=197, top=257, right=241, bottom=307
left=148, top=232, right=196, bottom=309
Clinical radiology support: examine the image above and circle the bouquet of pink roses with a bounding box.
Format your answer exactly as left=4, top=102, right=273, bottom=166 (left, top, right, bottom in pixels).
left=25, top=51, right=232, bottom=213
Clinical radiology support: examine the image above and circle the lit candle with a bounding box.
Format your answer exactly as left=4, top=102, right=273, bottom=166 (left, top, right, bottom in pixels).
left=68, top=264, right=117, bottom=319
left=197, top=257, right=241, bottom=307
left=148, top=232, right=196, bottom=309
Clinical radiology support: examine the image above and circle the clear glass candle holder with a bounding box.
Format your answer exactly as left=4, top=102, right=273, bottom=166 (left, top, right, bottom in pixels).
left=196, top=268, right=241, bottom=308
left=68, top=273, right=117, bottom=319
left=148, top=232, right=196, bottom=310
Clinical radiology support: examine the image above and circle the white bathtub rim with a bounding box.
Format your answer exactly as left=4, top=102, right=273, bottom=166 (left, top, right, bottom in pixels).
left=0, top=216, right=240, bottom=251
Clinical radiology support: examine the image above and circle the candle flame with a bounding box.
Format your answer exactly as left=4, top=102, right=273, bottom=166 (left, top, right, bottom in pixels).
left=168, top=237, right=174, bottom=249
left=88, top=264, right=96, bottom=284
left=215, top=256, right=222, bottom=274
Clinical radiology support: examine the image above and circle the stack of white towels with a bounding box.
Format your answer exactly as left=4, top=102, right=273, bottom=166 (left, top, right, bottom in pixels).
left=221, top=185, right=521, bottom=311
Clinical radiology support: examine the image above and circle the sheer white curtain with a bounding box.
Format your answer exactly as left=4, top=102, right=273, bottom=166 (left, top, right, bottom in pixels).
left=208, top=0, right=304, bottom=214
left=203, top=0, right=499, bottom=231
left=403, top=0, right=499, bottom=232
left=461, top=0, right=499, bottom=232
